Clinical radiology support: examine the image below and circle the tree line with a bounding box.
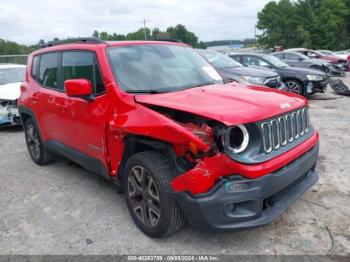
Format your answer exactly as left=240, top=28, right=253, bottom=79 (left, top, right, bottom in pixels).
left=257, top=0, right=350, bottom=50
left=0, top=24, right=206, bottom=55
left=92, top=24, right=205, bottom=48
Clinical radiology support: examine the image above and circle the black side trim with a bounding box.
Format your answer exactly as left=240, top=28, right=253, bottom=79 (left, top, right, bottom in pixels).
left=45, top=140, right=109, bottom=178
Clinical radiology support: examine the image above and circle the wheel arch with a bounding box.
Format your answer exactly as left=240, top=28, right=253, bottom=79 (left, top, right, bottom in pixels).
left=18, top=105, right=42, bottom=131
left=117, top=134, right=191, bottom=180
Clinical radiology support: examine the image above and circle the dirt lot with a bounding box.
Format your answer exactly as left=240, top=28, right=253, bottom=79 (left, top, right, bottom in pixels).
left=0, top=75, right=349, bottom=256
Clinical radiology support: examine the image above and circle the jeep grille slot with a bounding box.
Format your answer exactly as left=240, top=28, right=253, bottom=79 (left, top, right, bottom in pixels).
left=260, top=108, right=309, bottom=154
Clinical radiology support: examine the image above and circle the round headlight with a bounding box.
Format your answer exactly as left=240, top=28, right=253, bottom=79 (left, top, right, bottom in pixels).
left=222, top=125, right=249, bottom=154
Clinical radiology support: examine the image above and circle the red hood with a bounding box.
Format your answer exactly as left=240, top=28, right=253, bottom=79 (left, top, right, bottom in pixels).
left=135, top=83, right=307, bottom=126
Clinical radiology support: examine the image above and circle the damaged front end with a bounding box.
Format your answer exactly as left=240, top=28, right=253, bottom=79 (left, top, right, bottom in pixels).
left=165, top=107, right=320, bottom=232
left=0, top=99, right=21, bottom=126
left=167, top=106, right=319, bottom=196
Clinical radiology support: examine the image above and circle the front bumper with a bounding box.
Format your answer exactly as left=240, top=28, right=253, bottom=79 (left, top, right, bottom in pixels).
left=0, top=100, right=20, bottom=126
left=305, top=79, right=329, bottom=94
left=174, top=143, right=319, bottom=232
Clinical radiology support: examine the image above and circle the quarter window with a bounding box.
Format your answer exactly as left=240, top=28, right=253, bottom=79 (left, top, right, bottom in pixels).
left=31, top=56, right=39, bottom=80
left=38, top=53, right=59, bottom=89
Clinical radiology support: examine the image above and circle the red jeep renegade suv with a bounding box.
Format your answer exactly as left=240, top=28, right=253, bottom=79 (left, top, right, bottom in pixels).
left=18, top=38, right=320, bottom=238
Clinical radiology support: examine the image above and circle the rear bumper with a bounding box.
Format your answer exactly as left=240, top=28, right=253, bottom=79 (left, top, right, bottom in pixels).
left=174, top=143, right=319, bottom=232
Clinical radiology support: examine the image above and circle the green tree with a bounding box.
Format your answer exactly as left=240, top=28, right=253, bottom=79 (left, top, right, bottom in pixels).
left=257, top=0, right=350, bottom=50
left=166, top=24, right=200, bottom=47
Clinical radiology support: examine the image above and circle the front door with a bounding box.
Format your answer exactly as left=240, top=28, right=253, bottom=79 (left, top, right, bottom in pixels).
left=58, top=51, right=109, bottom=173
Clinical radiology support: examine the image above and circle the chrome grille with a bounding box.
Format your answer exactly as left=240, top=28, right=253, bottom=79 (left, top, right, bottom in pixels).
left=261, top=108, right=309, bottom=153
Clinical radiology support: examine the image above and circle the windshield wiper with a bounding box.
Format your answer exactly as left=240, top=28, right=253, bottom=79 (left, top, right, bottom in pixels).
left=124, top=89, right=162, bottom=94
left=181, top=81, right=217, bottom=90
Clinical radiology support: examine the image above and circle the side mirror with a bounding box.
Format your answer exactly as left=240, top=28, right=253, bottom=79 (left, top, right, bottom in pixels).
left=298, top=57, right=304, bottom=61
left=64, top=79, right=94, bottom=101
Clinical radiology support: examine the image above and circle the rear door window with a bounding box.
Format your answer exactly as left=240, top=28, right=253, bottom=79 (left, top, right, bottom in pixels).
left=38, top=53, right=59, bottom=89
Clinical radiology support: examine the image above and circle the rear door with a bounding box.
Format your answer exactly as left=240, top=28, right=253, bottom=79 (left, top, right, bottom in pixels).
left=31, top=52, right=68, bottom=142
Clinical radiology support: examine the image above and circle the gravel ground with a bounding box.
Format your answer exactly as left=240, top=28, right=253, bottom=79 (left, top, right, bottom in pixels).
left=0, top=75, right=349, bottom=256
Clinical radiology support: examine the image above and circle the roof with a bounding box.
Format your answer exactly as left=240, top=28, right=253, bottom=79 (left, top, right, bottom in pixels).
left=286, top=48, right=309, bottom=52
left=32, top=39, right=189, bottom=56
left=0, top=64, right=26, bottom=69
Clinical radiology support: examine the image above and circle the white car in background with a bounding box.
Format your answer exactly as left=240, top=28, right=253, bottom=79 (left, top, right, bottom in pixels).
left=318, top=50, right=350, bottom=60
left=0, top=64, right=26, bottom=126
left=334, top=51, right=350, bottom=60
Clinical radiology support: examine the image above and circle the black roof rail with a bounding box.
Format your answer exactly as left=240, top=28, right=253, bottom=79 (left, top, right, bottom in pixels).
left=39, top=37, right=105, bottom=49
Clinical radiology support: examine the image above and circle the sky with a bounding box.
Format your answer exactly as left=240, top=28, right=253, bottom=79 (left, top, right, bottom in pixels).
left=0, top=0, right=271, bottom=45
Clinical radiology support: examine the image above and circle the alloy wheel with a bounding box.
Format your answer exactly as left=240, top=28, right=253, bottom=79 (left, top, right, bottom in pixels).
left=26, top=124, right=40, bottom=160
left=286, top=81, right=302, bottom=94
left=128, top=166, right=161, bottom=227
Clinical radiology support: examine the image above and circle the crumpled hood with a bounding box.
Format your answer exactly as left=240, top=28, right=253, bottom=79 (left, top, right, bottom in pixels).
left=135, top=83, right=306, bottom=126
left=0, top=82, right=21, bottom=100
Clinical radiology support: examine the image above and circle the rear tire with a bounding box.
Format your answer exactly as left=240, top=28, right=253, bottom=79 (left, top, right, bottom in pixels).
left=123, top=151, right=185, bottom=238
left=24, top=118, right=55, bottom=165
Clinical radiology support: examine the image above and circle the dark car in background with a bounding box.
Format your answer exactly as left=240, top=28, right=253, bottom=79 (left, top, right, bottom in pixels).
left=272, top=51, right=331, bottom=72
left=229, top=53, right=328, bottom=96
left=197, top=49, right=284, bottom=89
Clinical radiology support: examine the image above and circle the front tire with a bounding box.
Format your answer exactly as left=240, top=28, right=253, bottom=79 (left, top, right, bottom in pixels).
left=123, top=151, right=185, bottom=238
left=285, top=79, right=304, bottom=95
left=24, top=118, right=55, bottom=165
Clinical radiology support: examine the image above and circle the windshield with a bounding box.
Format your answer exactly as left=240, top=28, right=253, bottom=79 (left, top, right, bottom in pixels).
left=197, top=49, right=242, bottom=68
left=0, top=67, right=25, bottom=85
left=263, top=55, right=289, bottom=68
left=107, top=44, right=223, bottom=93
left=296, top=52, right=310, bottom=60
left=319, top=50, right=333, bottom=55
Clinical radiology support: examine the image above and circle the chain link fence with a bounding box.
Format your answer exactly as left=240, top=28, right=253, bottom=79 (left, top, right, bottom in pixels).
left=0, top=55, right=28, bottom=65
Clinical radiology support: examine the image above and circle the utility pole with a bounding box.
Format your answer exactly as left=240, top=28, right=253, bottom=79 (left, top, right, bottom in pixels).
left=143, top=18, right=147, bottom=40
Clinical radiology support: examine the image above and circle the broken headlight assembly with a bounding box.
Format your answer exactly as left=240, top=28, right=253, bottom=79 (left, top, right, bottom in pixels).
left=221, top=125, right=249, bottom=154
left=217, top=123, right=263, bottom=163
